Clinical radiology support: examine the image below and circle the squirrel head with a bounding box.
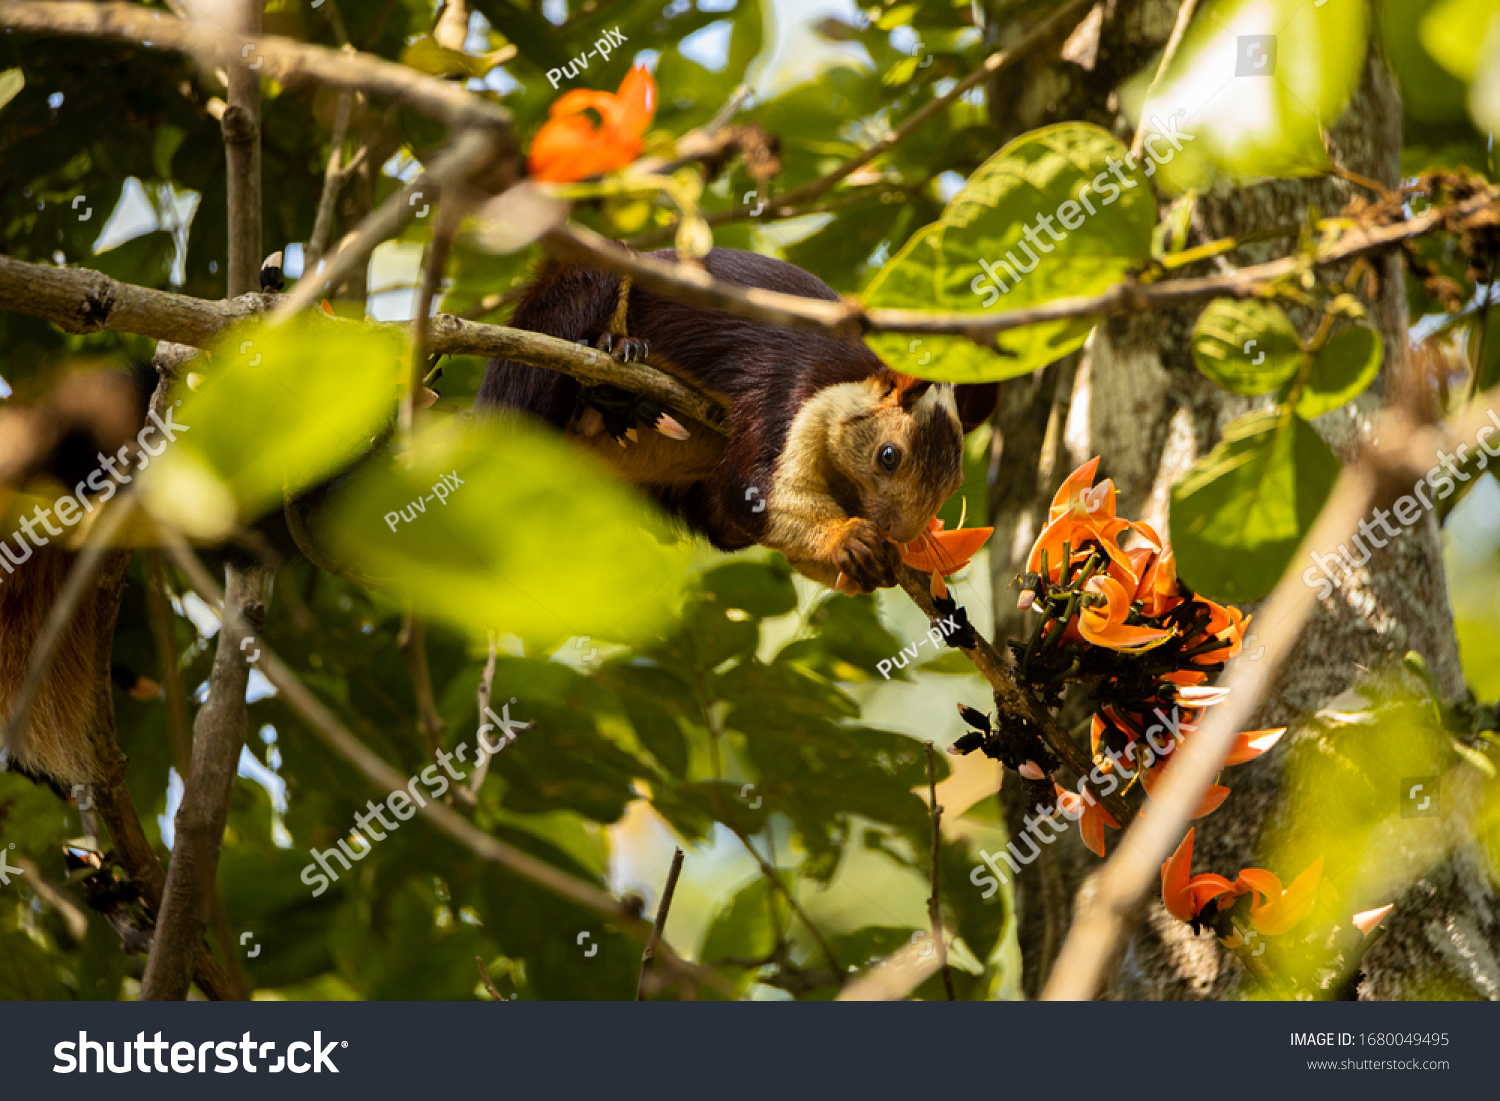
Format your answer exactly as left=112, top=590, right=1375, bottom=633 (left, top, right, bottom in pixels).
left=825, top=371, right=965, bottom=545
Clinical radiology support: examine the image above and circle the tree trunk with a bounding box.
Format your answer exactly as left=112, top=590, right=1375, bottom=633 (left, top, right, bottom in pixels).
left=986, top=0, right=1500, bottom=999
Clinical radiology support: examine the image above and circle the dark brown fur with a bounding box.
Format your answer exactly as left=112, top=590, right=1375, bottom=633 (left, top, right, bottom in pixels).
left=476, top=248, right=998, bottom=589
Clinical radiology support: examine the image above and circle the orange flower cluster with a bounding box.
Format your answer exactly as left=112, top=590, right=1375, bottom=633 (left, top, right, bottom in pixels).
left=1162, top=828, right=1324, bottom=939
left=528, top=65, right=657, bottom=183
left=1014, top=459, right=1284, bottom=854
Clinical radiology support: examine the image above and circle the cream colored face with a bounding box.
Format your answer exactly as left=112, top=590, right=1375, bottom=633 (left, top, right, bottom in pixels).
left=828, top=381, right=964, bottom=544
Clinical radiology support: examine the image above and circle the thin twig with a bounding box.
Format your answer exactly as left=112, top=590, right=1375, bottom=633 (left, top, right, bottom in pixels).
left=458, top=631, right=499, bottom=806
left=635, top=846, right=685, bottom=1000
left=145, top=551, right=192, bottom=775
left=400, top=614, right=447, bottom=754
left=629, top=0, right=1098, bottom=246
left=305, top=88, right=355, bottom=272
left=1130, top=0, right=1200, bottom=160
left=731, top=827, right=842, bottom=978
left=924, top=741, right=955, bottom=1001
left=272, top=129, right=507, bottom=323
left=475, top=956, right=505, bottom=1001
left=402, top=198, right=459, bottom=446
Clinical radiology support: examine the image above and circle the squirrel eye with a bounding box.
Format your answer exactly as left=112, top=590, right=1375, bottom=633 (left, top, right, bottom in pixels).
left=878, top=444, right=901, bottom=471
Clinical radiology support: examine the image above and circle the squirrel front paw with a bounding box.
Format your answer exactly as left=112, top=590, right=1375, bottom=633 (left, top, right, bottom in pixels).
left=595, top=332, right=650, bottom=363
left=829, top=518, right=901, bottom=594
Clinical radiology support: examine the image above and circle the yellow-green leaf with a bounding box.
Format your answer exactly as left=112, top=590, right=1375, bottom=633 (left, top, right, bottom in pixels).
left=324, top=421, right=691, bottom=646
left=141, top=321, right=401, bottom=537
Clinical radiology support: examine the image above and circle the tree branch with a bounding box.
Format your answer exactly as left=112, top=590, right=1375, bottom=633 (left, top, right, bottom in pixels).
left=139, top=560, right=270, bottom=1001
left=0, top=1, right=512, bottom=133
left=140, top=0, right=266, bottom=999
left=0, top=254, right=730, bottom=435
left=548, top=188, right=1499, bottom=348
left=305, top=89, right=356, bottom=272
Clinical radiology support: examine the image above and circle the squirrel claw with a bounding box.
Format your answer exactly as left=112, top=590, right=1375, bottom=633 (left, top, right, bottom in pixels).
left=596, top=334, right=649, bottom=363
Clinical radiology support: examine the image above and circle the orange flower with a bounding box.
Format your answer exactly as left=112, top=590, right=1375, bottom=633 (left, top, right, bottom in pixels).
left=1134, top=542, right=1181, bottom=617
left=1161, top=828, right=1237, bottom=923
left=1026, top=458, right=1155, bottom=587
left=1077, top=575, right=1175, bottom=652
left=1235, top=857, right=1323, bottom=936
left=1189, top=600, right=1251, bottom=665
left=1054, top=783, right=1120, bottom=857
left=529, top=65, right=657, bottom=182
left=1352, top=904, right=1394, bottom=937
left=1140, top=755, right=1231, bottom=818
left=899, top=516, right=993, bottom=575
left=1223, top=726, right=1285, bottom=766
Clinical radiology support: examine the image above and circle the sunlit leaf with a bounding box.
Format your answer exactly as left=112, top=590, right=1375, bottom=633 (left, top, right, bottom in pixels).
left=141, top=321, right=401, bottom=537
left=862, top=122, right=1156, bottom=382
left=0, top=69, right=23, bottom=114
left=1136, top=0, right=1369, bottom=189
left=1191, top=299, right=1303, bottom=395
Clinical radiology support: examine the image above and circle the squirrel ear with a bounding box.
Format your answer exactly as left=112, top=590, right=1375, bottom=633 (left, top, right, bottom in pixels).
left=954, top=381, right=1000, bottom=433
left=889, top=371, right=934, bottom=409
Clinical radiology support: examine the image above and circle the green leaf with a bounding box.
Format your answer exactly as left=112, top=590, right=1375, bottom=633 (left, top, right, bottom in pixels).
left=0, top=69, right=23, bottom=113
left=697, top=558, right=798, bottom=619
left=401, top=37, right=510, bottom=79
left=862, top=122, right=1157, bottom=382
left=1296, top=325, right=1383, bottom=418
left=1380, top=0, right=1472, bottom=125
left=699, top=875, right=778, bottom=966
left=1191, top=299, right=1303, bottom=395
left=1170, top=409, right=1341, bottom=603
left=1420, top=0, right=1500, bottom=81
left=324, top=420, right=691, bottom=646
left=141, top=321, right=402, bottom=537
left=0, top=930, right=69, bottom=999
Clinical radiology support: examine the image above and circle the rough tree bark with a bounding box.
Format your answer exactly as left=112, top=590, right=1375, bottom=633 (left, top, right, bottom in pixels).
left=985, top=0, right=1500, bottom=999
